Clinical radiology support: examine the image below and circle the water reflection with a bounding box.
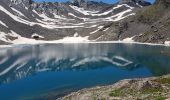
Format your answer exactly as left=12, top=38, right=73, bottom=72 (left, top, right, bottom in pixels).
left=0, top=43, right=170, bottom=100
left=0, top=43, right=170, bottom=85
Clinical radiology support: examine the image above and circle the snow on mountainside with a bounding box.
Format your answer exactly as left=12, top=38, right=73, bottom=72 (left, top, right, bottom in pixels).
left=0, top=0, right=151, bottom=45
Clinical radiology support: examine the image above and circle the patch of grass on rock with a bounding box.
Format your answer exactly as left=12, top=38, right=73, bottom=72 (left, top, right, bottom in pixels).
left=154, top=77, right=170, bottom=84
left=142, top=87, right=162, bottom=94
left=109, top=89, right=123, bottom=97
left=155, top=96, right=166, bottom=100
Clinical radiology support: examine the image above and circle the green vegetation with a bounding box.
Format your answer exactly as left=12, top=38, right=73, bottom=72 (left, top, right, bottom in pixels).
left=142, top=87, right=162, bottom=94
left=155, top=96, right=166, bottom=100
left=109, top=89, right=123, bottom=97
left=108, top=86, right=164, bottom=97
left=93, top=96, right=106, bottom=100
left=154, top=77, right=170, bottom=84
left=93, top=97, right=97, bottom=100
left=63, top=75, right=170, bottom=100
left=101, top=98, right=106, bottom=100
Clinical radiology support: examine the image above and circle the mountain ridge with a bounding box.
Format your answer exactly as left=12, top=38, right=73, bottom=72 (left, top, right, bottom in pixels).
left=2, top=0, right=169, bottom=45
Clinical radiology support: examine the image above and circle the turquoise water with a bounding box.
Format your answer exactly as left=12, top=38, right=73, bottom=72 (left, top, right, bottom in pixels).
left=0, top=43, right=170, bottom=100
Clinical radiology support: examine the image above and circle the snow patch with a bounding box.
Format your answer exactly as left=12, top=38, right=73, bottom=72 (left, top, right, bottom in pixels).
left=70, top=4, right=134, bottom=17
left=0, top=20, right=8, bottom=28
left=0, top=30, right=22, bottom=43
left=91, top=4, right=124, bottom=16
left=111, top=9, right=134, bottom=21
left=165, top=41, right=170, bottom=46
left=103, top=28, right=109, bottom=31
left=53, top=13, right=67, bottom=20
left=73, top=32, right=79, bottom=37
left=11, top=7, right=27, bottom=18
left=122, top=36, right=134, bottom=42
left=136, top=3, right=143, bottom=8
left=90, top=26, right=104, bottom=34
left=31, top=33, right=44, bottom=39
left=0, top=5, right=35, bottom=26
left=68, top=13, right=88, bottom=21
left=56, top=36, right=89, bottom=43
left=32, top=10, right=39, bottom=15
left=9, top=30, right=21, bottom=37
left=70, top=5, right=98, bottom=15
left=0, top=32, right=9, bottom=42
left=11, top=34, right=89, bottom=44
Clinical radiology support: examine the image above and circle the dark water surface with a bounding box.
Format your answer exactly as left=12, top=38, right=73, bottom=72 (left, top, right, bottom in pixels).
left=0, top=43, right=170, bottom=100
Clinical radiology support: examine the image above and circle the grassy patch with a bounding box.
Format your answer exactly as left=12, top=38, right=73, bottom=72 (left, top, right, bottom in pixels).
left=142, top=31, right=150, bottom=36
left=109, top=89, right=123, bottom=97
left=93, top=97, right=97, bottom=100
left=154, top=77, right=170, bottom=84
left=142, top=87, right=162, bottom=94
left=101, top=98, right=106, bottom=100
left=155, top=96, right=166, bottom=100
left=93, top=96, right=106, bottom=100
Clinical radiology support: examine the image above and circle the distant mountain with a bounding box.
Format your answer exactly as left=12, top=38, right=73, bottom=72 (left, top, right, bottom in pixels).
left=0, top=0, right=153, bottom=45
left=119, top=0, right=151, bottom=6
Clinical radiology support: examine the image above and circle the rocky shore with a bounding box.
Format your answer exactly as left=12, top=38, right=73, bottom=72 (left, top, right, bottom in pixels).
left=60, top=75, right=170, bottom=100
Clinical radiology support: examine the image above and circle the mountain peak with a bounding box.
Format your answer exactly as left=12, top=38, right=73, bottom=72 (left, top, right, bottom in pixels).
left=119, top=0, right=151, bottom=6
left=119, top=0, right=142, bottom=3
left=10, top=0, right=33, bottom=5
left=71, top=0, right=86, bottom=7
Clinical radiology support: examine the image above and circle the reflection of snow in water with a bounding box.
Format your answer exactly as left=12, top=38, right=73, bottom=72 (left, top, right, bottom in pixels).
left=72, top=56, right=133, bottom=67
left=0, top=44, right=110, bottom=77
left=0, top=43, right=169, bottom=84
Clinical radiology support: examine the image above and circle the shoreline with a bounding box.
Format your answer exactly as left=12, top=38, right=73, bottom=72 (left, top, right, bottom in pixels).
left=0, top=40, right=170, bottom=49
left=60, top=75, right=170, bottom=100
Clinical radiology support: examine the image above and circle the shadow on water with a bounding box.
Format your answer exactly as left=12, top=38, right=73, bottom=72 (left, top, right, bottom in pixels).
left=0, top=43, right=170, bottom=100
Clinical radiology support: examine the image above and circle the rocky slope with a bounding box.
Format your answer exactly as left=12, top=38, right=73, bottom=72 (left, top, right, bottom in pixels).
left=134, top=0, right=170, bottom=43
left=0, top=0, right=151, bottom=45
left=61, top=75, right=170, bottom=100
left=104, top=0, right=170, bottom=44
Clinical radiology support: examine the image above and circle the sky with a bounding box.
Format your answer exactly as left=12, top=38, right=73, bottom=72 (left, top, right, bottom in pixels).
left=33, top=0, right=155, bottom=4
